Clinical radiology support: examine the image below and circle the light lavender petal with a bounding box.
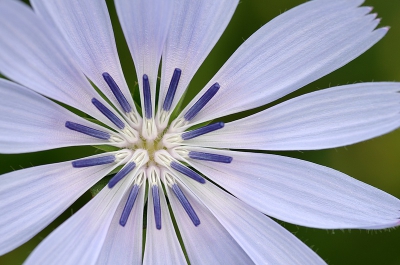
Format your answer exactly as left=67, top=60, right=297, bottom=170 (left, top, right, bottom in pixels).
left=143, top=177, right=186, bottom=265
left=31, top=0, right=138, bottom=120
left=0, top=0, right=125, bottom=129
left=115, top=0, right=173, bottom=119
left=166, top=171, right=254, bottom=264
left=180, top=147, right=400, bottom=229
left=24, top=176, right=136, bottom=265
left=156, top=0, right=238, bottom=128
left=0, top=79, right=120, bottom=153
left=173, top=174, right=326, bottom=264
left=0, top=151, right=127, bottom=255
left=183, top=83, right=400, bottom=150
left=175, top=0, right=386, bottom=128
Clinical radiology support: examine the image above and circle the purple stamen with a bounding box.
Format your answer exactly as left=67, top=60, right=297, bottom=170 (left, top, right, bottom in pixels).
left=108, top=162, right=136, bottom=188
left=119, top=184, right=140, bottom=226
left=72, top=155, right=116, bottom=168
left=184, top=82, right=219, bottom=121
left=170, top=161, right=205, bottom=184
left=181, top=122, right=224, bottom=140
left=65, top=121, right=110, bottom=140
left=188, top=151, right=232, bottom=163
left=102, top=72, right=132, bottom=113
left=92, top=98, right=125, bottom=129
left=152, top=185, right=162, bottom=230
left=172, top=184, right=200, bottom=226
left=163, top=68, right=182, bottom=111
left=143, top=74, right=152, bottom=119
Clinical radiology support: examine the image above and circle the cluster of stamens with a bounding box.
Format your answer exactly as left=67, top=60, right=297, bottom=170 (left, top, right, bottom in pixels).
left=65, top=68, right=232, bottom=230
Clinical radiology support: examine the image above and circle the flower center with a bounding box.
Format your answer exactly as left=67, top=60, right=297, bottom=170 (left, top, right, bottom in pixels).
left=65, top=70, right=231, bottom=230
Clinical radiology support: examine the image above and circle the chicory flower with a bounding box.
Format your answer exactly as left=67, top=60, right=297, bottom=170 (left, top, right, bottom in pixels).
left=0, top=0, right=399, bottom=264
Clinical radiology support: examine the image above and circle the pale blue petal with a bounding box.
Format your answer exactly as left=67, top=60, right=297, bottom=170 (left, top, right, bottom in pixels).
left=0, top=80, right=119, bottom=153
left=184, top=83, right=400, bottom=150
left=179, top=147, right=400, bottom=229
left=173, top=175, right=326, bottom=264
left=175, top=0, right=386, bottom=127
left=143, top=177, right=186, bottom=265
left=0, top=151, right=127, bottom=255
left=166, top=172, right=254, bottom=265
left=96, top=183, right=145, bottom=265
left=24, top=176, right=136, bottom=265
left=0, top=0, right=123, bottom=129
left=31, top=0, right=138, bottom=120
left=115, top=0, right=173, bottom=119
left=156, top=0, right=238, bottom=128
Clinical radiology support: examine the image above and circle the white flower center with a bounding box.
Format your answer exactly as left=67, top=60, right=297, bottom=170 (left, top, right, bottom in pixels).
left=66, top=70, right=232, bottom=229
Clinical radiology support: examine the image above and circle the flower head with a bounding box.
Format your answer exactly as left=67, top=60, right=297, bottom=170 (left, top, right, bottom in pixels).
left=0, top=0, right=400, bottom=264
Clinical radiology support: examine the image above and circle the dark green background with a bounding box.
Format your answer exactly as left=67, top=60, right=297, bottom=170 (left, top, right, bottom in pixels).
left=1, top=0, right=400, bottom=264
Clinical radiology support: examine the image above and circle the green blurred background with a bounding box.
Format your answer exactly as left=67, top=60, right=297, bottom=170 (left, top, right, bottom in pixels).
left=1, top=0, right=400, bottom=264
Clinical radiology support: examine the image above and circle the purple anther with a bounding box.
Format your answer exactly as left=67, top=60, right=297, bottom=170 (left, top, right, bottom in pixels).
left=72, top=155, right=116, bottom=168
left=119, top=184, right=140, bottom=226
left=102, top=72, right=132, bottom=113
left=162, top=68, right=182, bottom=111
left=170, top=161, right=205, bottom=184
left=108, top=162, right=136, bottom=188
left=91, top=98, right=125, bottom=129
left=65, top=121, right=110, bottom=140
left=181, top=122, right=224, bottom=140
left=184, top=83, right=219, bottom=121
left=172, top=184, right=200, bottom=226
left=143, top=74, right=152, bottom=119
left=188, top=151, right=232, bottom=163
left=152, top=185, right=162, bottom=230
